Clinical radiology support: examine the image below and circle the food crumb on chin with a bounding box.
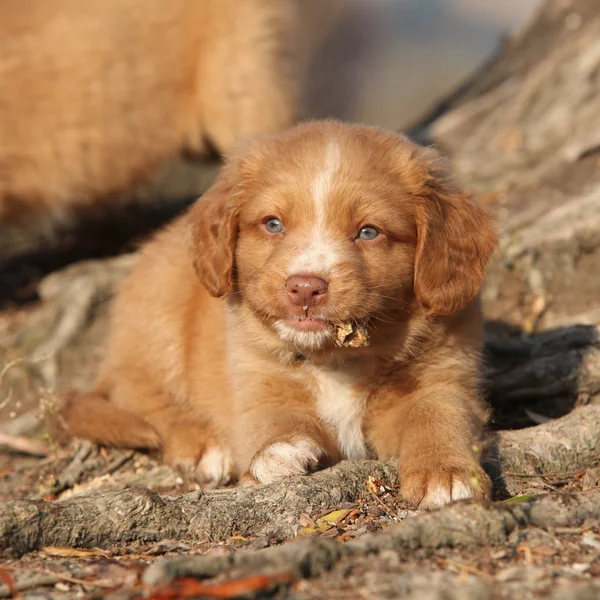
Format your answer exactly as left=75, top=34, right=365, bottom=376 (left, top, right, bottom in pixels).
left=333, top=321, right=370, bottom=348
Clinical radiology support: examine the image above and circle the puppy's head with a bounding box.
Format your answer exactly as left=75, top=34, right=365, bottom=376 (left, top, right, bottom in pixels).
left=188, top=121, right=497, bottom=352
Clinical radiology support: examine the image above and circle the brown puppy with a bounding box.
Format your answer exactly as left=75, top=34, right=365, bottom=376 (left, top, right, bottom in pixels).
left=0, top=0, right=297, bottom=225
left=61, top=120, right=497, bottom=509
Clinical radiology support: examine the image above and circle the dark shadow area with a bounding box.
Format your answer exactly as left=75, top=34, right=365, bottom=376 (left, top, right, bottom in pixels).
left=0, top=197, right=195, bottom=308
left=483, top=319, right=600, bottom=430
left=483, top=432, right=511, bottom=501
left=476, top=319, right=600, bottom=500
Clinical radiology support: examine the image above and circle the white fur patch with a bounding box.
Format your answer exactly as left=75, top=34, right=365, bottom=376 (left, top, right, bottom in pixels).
left=195, top=447, right=232, bottom=489
left=311, top=140, right=340, bottom=225
left=419, top=478, right=474, bottom=510
left=250, top=439, right=322, bottom=484
left=287, top=141, right=343, bottom=276
left=287, top=237, right=345, bottom=275
left=273, top=320, right=332, bottom=351
left=311, top=366, right=369, bottom=460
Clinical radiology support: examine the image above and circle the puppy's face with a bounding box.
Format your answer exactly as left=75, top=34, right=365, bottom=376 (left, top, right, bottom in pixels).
left=189, top=121, right=496, bottom=352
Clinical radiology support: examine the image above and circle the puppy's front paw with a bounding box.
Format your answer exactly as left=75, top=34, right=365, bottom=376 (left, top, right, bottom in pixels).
left=195, top=446, right=233, bottom=489
left=401, top=465, right=491, bottom=511
left=248, top=438, right=323, bottom=485
left=164, top=443, right=233, bottom=489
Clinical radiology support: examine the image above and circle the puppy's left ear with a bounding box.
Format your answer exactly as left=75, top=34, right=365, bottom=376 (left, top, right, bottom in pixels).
left=187, top=164, right=239, bottom=297
left=413, top=148, right=497, bottom=317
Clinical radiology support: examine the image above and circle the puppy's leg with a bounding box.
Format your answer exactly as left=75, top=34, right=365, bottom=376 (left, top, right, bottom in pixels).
left=57, top=389, right=162, bottom=449
left=233, top=379, right=335, bottom=486
left=366, top=383, right=490, bottom=511
left=115, top=376, right=234, bottom=487
left=146, top=411, right=233, bottom=488
left=62, top=377, right=231, bottom=488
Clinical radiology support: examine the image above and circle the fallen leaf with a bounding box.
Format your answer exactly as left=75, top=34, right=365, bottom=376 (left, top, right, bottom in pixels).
left=318, top=509, right=352, bottom=525
left=502, top=494, right=538, bottom=503
left=299, top=508, right=352, bottom=535
left=42, top=546, right=110, bottom=558
left=0, top=570, right=17, bottom=597
left=146, top=572, right=295, bottom=600
left=530, top=544, right=557, bottom=557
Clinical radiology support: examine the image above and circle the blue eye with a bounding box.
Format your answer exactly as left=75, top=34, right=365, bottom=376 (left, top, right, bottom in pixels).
left=265, top=218, right=283, bottom=233
left=357, top=226, right=379, bottom=241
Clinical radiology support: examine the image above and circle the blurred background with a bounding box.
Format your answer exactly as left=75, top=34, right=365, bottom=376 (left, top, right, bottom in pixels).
left=299, top=0, right=541, bottom=128
left=0, top=0, right=542, bottom=299
left=0, top=0, right=542, bottom=249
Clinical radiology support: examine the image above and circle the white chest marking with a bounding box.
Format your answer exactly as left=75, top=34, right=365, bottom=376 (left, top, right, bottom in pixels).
left=311, top=366, right=369, bottom=460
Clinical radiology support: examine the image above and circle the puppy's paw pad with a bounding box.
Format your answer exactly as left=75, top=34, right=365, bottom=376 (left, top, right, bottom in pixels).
left=195, top=447, right=233, bottom=489
left=250, top=438, right=323, bottom=485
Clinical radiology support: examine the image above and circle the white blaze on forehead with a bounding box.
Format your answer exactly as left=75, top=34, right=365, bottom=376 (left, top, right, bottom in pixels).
left=311, top=140, right=340, bottom=226
left=288, top=140, right=343, bottom=276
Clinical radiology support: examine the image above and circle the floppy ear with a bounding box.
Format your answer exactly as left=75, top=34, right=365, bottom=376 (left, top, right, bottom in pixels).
left=187, top=165, right=239, bottom=297
left=412, top=149, right=497, bottom=317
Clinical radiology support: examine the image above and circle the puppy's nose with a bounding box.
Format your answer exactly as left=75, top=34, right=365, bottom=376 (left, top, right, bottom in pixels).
left=285, top=275, right=328, bottom=307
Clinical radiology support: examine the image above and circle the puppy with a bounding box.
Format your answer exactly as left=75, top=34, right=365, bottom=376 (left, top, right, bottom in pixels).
left=0, top=0, right=297, bottom=226
left=60, top=120, right=497, bottom=509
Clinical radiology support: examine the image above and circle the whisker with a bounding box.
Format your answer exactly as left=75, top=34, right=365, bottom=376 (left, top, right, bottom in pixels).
left=367, top=313, right=406, bottom=325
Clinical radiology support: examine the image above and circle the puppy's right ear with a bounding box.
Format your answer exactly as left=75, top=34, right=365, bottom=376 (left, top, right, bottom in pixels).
left=187, top=165, right=239, bottom=297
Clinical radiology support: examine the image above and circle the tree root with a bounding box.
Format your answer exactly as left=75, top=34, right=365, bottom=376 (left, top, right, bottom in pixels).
left=142, top=488, right=600, bottom=587
left=0, top=460, right=397, bottom=558
left=485, top=324, right=600, bottom=406
left=495, top=404, right=600, bottom=476
left=1, top=405, right=599, bottom=558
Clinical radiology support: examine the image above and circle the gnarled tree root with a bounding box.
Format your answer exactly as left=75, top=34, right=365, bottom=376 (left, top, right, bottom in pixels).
left=1, top=404, right=599, bottom=558
left=143, top=487, right=600, bottom=586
